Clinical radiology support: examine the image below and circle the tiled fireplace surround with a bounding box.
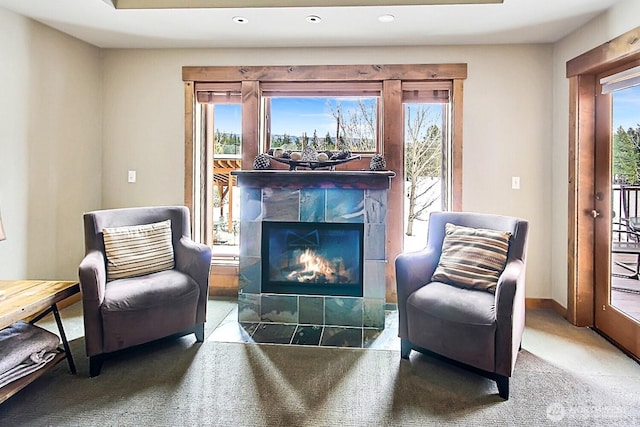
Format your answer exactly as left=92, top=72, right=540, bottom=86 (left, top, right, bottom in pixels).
left=233, top=170, right=395, bottom=330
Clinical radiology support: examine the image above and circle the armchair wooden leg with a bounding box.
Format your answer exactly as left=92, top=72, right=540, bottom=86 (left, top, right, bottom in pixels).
left=194, top=323, right=205, bottom=342
left=400, top=339, right=412, bottom=359
left=496, top=375, right=509, bottom=400
left=89, top=355, right=104, bottom=378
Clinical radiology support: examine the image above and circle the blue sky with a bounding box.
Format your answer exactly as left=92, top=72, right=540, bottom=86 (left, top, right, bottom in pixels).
left=270, top=98, right=341, bottom=137
left=213, top=104, right=242, bottom=135
left=613, top=84, right=640, bottom=131
left=213, top=97, right=375, bottom=137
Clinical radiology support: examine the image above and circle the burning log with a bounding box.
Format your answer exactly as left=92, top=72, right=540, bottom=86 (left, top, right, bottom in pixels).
left=283, top=249, right=349, bottom=283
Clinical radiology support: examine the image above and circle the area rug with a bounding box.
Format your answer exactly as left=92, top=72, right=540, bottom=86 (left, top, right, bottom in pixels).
left=0, top=331, right=639, bottom=426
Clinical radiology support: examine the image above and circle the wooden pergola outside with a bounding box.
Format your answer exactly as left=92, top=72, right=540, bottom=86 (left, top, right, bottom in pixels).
left=213, top=156, right=241, bottom=232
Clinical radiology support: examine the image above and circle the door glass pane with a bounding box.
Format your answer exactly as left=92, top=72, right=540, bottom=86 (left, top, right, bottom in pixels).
left=212, top=104, right=242, bottom=259
left=610, top=84, right=640, bottom=322
left=403, top=103, right=447, bottom=251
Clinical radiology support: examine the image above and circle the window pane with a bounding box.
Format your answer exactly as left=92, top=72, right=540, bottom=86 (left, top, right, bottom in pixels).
left=214, top=104, right=242, bottom=155
left=610, top=84, right=640, bottom=322
left=266, top=97, right=378, bottom=152
left=212, top=103, right=241, bottom=259
left=403, top=103, right=447, bottom=252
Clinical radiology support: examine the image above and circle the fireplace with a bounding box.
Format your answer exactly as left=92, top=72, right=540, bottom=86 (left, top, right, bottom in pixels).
left=262, top=221, right=364, bottom=297
left=232, top=170, right=395, bottom=329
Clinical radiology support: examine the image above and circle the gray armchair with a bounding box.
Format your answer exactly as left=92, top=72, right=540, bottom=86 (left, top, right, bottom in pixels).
left=395, top=211, right=528, bottom=400
left=78, top=206, right=211, bottom=377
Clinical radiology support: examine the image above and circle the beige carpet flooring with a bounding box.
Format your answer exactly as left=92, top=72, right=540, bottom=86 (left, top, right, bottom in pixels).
left=0, top=299, right=639, bottom=426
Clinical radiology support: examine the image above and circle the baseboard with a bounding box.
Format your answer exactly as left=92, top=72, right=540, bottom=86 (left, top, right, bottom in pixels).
left=209, top=287, right=238, bottom=298
left=58, top=293, right=81, bottom=310
left=525, top=298, right=567, bottom=318
left=550, top=300, right=567, bottom=318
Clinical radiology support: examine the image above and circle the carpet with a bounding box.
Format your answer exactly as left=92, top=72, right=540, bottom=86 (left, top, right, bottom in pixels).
left=0, top=338, right=638, bottom=425
left=0, top=304, right=639, bottom=426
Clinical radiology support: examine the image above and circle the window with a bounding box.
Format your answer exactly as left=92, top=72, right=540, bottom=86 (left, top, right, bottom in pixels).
left=184, top=64, right=466, bottom=269
left=402, top=82, right=452, bottom=251
left=261, top=82, right=381, bottom=153
left=195, top=83, right=242, bottom=260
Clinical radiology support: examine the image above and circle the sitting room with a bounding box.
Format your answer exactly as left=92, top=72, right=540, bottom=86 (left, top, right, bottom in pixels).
left=0, top=0, right=639, bottom=425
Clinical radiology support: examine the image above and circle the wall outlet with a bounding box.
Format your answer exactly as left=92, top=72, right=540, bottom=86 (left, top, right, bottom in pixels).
left=511, top=176, right=520, bottom=190
left=128, top=170, right=137, bottom=183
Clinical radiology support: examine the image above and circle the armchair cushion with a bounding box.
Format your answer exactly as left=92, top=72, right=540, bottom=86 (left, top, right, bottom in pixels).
left=100, top=269, right=200, bottom=352
left=431, top=223, right=510, bottom=293
left=103, top=219, right=175, bottom=281
left=406, top=282, right=497, bottom=372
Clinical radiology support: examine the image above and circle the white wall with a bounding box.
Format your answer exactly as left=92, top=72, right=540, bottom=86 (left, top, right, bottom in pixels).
left=0, top=8, right=102, bottom=280
left=102, top=44, right=553, bottom=298
left=551, top=0, right=640, bottom=307
left=13, top=2, right=633, bottom=301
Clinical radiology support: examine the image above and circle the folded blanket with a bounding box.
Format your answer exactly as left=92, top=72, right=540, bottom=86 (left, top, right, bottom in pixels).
left=0, top=349, right=58, bottom=388
left=0, top=321, right=60, bottom=377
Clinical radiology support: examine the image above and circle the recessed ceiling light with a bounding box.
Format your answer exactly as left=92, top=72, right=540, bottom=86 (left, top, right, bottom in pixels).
left=232, top=16, right=248, bottom=24
left=378, top=14, right=395, bottom=23
left=305, top=15, right=322, bottom=23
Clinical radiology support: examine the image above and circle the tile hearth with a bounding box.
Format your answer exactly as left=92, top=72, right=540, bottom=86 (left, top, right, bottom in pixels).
left=208, top=304, right=400, bottom=350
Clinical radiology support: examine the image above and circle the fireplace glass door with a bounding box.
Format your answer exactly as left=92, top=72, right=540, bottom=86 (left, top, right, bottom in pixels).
left=262, top=221, right=364, bottom=297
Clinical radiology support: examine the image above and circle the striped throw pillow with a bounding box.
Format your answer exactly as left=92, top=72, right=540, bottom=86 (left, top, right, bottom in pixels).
left=102, top=220, right=175, bottom=281
left=431, top=223, right=511, bottom=293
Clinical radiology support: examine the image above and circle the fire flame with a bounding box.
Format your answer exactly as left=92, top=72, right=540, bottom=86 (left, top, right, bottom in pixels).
left=287, top=249, right=336, bottom=282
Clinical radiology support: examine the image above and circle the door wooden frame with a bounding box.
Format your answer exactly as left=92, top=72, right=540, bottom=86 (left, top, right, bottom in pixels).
left=566, top=27, right=640, bottom=326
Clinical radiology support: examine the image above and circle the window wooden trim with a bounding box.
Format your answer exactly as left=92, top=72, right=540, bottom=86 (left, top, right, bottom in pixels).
left=402, top=81, right=452, bottom=103
left=183, top=63, right=467, bottom=302
left=183, top=64, right=467, bottom=82
left=261, top=81, right=382, bottom=96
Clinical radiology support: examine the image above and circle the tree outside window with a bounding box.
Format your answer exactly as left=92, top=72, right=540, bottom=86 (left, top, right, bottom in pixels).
left=405, top=104, right=443, bottom=238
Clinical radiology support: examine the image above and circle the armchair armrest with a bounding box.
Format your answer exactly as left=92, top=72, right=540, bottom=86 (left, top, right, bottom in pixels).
left=395, top=247, right=440, bottom=339
left=78, top=250, right=106, bottom=303
left=494, top=259, right=524, bottom=320
left=175, top=237, right=212, bottom=287
left=78, top=250, right=107, bottom=357
left=494, top=258, right=526, bottom=376
left=395, top=248, right=440, bottom=302
left=175, top=237, right=212, bottom=324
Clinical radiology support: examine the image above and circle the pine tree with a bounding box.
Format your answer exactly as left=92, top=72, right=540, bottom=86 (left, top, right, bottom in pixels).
left=311, top=130, right=321, bottom=150
left=324, top=132, right=333, bottom=149
left=613, top=126, right=640, bottom=184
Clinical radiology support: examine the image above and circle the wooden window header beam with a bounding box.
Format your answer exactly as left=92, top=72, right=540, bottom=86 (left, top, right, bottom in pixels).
left=183, top=64, right=467, bottom=83
left=567, top=27, right=640, bottom=78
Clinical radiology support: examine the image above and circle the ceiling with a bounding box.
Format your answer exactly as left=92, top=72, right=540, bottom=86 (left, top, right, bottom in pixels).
left=0, top=0, right=623, bottom=49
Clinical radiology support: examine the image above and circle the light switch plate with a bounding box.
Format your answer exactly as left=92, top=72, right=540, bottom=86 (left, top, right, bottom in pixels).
left=511, top=176, right=520, bottom=190
left=128, top=170, right=137, bottom=183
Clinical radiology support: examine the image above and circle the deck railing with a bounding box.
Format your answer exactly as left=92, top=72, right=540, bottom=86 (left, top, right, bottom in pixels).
left=613, top=184, right=640, bottom=242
